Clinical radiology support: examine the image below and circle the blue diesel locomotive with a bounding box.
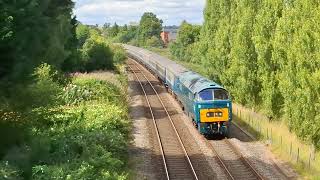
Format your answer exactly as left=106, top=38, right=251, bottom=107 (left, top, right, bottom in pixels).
left=125, top=45, right=232, bottom=136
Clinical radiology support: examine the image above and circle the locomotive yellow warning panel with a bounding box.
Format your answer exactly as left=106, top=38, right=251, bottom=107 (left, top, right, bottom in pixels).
left=200, top=108, right=229, bottom=122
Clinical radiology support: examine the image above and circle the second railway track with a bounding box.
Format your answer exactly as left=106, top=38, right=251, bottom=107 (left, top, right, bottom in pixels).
left=128, top=60, right=198, bottom=180
left=208, top=138, right=264, bottom=180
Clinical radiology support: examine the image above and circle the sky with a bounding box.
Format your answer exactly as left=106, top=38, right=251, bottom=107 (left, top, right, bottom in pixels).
left=73, top=0, right=206, bottom=26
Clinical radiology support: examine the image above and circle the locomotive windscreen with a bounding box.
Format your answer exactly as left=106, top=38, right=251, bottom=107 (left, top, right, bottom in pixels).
left=198, top=89, right=229, bottom=101
left=214, top=89, right=229, bottom=100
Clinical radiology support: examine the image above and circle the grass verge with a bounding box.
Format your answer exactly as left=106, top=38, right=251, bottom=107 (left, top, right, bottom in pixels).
left=232, top=104, right=319, bottom=179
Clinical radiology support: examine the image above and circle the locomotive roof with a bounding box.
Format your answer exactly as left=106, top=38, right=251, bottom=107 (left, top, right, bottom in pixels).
left=124, top=44, right=225, bottom=94
left=179, top=71, right=223, bottom=94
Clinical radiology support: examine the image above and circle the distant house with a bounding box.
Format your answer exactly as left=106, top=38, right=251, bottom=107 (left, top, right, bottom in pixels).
left=160, top=26, right=179, bottom=46
left=160, top=31, right=170, bottom=44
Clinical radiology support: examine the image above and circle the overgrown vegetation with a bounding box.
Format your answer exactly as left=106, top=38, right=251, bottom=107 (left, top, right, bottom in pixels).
left=0, top=1, right=130, bottom=179
left=167, top=0, right=320, bottom=149
left=0, top=65, right=130, bottom=179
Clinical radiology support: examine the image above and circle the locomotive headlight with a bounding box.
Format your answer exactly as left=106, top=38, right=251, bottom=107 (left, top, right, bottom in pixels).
left=206, top=112, right=214, bottom=117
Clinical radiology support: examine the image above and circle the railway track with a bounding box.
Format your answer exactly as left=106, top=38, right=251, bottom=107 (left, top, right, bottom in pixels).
left=231, top=122, right=291, bottom=179
left=128, top=58, right=290, bottom=180
left=128, top=60, right=198, bottom=180
left=208, top=138, right=264, bottom=180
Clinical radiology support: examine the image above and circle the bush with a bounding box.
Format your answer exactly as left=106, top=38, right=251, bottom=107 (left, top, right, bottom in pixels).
left=81, top=37, right=114, bottom=71
left=111, top=45, right=127, bottom=64
left=128, top=38, right=139, bottom=47
left=62, top=78, right=122, bottom=105
left=145, top=36, right=163, bottom=48
left=0, top=162, right=21, bottom=180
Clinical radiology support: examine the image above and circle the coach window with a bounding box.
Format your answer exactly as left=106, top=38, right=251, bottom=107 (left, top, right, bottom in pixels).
left=214, top=89, right=229, bottom=100
left=198, top=89, right=213, bottom=101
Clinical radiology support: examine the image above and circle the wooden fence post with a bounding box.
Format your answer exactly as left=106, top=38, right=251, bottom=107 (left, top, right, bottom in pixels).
left=309, top=152, right=311, bottom=168
left=290, top=142, right=292, bottom=157
left=280, top=136, right=283, bottom=154
left=270, top=128, right=273, bottom=143
left=297, top=147, right=300, bottom=163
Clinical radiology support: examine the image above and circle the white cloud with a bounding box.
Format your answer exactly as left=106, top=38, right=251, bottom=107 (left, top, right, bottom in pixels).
left=73, top=0, right=205, bottom=25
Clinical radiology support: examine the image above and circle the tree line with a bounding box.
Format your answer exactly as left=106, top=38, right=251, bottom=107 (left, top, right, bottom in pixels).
left=170, top=0, right=320, bottom=148
left=0, top=1, right=125, bottom=94
left=103, top=12, right=164, bottom=47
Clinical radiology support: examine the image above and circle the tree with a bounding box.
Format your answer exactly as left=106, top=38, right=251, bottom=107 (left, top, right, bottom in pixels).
left=194, top=0, right=320, bottom=148
left=0, top=0, right=76, bottom=84
left=76, top=24, right=91, bottom=47
left=137, top=12, right=163, bottom=46
left=170, top=21, right=201, bottom=61
left=81, top=35, right=114, bottom=71
left=108, top=23, right=120, bottom=37
left=103, top=22, right=111, bottom=29
left=252, top=0, right=283, bottom=116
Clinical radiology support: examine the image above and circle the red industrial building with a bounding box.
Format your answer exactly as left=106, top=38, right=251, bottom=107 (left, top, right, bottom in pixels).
left=161, top=31, right=170, bottom=45
left=160, top=26, right=178, bottom=46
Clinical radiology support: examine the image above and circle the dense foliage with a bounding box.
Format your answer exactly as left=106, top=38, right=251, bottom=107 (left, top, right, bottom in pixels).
left=0, top=65, right=130, bottom=179
left=171, top=0, right=320, bottom=148
left=137, top=12, right=163, bottom=46
left=103, top=12, right=163, bottom=47
left=0, top=1, right=130, bottom=179
left=170, top=21, right=201, bottom=62
left=0, top=0, right=77, bottom=84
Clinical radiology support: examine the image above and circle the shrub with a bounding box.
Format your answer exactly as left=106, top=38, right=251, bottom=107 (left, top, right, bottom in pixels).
left=81, top=37, right=114, bottom=71
left=145, top=36, right=163, bottom=48
left=111, top=45, right=127, bottom=64
left=0, top=161, right=21, bottom=180
left=28, top=64, right=63, bottom=108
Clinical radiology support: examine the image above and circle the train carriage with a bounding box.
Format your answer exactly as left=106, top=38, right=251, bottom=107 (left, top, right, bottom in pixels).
left=124, top=44, right=232, bottom=136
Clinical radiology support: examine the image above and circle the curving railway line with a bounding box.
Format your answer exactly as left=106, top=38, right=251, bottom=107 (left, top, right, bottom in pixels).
left=128, top=60, right=198, bottom=180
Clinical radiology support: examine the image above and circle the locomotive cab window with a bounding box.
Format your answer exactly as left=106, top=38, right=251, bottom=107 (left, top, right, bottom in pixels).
left=214, top=89, right=229, bottom=100
left=198, top=89, right=213, bottom=101
left=198, top=89, right=229, bottom=101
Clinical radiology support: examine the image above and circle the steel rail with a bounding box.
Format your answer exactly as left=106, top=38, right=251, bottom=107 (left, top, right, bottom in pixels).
left=130, top=60, right=199, bottom=180
left=128, top=61, right=199, bottom=180
left=231, top=121, right=290, bottom=179
left=206, top=139, right=236, bottom=180
left=225, top=139, right=265, bottom=180
left=128, top=65, right=170, bottom=180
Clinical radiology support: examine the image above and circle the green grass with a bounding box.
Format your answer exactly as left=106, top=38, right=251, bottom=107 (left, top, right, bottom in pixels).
left=233, top=104, right=320, bottom=179
left=0, top=68, right=131, bottom=179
